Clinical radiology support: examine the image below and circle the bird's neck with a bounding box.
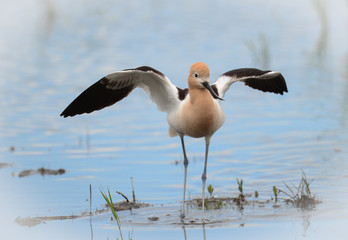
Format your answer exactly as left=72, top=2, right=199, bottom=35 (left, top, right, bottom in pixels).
left=188, top=88, right=213, bottom=106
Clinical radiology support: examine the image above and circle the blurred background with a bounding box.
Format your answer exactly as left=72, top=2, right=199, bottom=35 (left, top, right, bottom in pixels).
left=0, top=0, right=348, bottom=239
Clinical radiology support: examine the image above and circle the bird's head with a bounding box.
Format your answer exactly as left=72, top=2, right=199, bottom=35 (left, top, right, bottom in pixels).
left=189, top=62, right=210, bottom=88
left=188, top=62, right=223, bottom=100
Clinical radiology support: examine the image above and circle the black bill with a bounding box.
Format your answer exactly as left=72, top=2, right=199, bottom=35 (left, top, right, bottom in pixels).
left=202, top=82, right=224, bottom=101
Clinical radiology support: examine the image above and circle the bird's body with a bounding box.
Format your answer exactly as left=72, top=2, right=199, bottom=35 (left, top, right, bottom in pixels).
left=172, top=94, right=224, bottom=138
left=61, top=62, right=288, bottom=220
left=167, top=63, right=225, bottom=139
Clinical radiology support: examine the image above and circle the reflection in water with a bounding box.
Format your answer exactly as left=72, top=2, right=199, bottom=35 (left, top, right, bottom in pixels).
left=182, top=224, right=206, bottom=240
left=183, top=225, right=187, bottom=240
left=86, top=126, right=91, bottom=154
left=90, top=184, right=93, bottom=240
left=343, top=37, right=348, bottom=124
left=38, top=0, right=57, bottom=39
left=309, top=0, right=329, bottom=68
left=301, top=212, right=312, bottom=237
left=179, top=210, right=311, bottom=240
left=90, top=214, right=94, bottom=240
left=342, top=1, right=348, bottom=126
left=202, top=224, right=206, bottom=240
left=245, top=33, right=270, bottom=69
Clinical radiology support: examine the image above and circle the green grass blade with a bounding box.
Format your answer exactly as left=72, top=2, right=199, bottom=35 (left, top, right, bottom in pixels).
left=100, top=187, right=124, bottom=240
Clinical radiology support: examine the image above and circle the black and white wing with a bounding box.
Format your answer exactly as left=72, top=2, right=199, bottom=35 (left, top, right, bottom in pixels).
left=211, top=68, right=288, bottom=98
left=60, top=66, right=185, bottom=117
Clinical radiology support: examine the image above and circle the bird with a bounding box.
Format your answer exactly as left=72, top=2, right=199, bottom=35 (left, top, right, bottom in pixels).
left=60, top=62, right=288, bottom=220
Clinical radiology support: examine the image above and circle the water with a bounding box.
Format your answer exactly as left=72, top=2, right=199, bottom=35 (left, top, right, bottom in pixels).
left=1, top=0, right=348, bottom=239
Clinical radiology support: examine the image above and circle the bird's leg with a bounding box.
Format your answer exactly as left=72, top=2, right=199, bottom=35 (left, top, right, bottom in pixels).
left=180, top=135, right=189, bottom=219
left=201, top=136, right=211, bottom=222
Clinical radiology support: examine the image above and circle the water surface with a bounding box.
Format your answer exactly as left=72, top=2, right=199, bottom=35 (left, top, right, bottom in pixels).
left=1, top=0, right=348, bottom=239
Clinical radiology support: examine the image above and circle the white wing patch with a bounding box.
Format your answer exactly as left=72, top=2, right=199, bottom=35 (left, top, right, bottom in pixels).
left=212, top=68, right=287, bottom=98
left=105, top=69, right=181, bottom=113
left=213, top=75, right=236, bottom=98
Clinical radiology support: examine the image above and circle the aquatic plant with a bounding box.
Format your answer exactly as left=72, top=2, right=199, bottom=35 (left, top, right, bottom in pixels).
left=273, top=186, right=280, bottom=202
left=245, top=33, right=270, bottom=69
left=100, top=187, right=124, bottom=240
left=207, top=184, right=214, bottom=198
left=278, top=171, right=320, bottom=209
left=236, top=178, right=244, bottom=199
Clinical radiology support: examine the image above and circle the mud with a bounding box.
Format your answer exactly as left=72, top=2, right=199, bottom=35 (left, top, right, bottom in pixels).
left=15, top=200, right=151, bottom=227
left=186, top=195, right=274, bottom=213
left=18, top=168, right=66, bottom=177
left=15, top=190, right=321, bottom=228
left=15, top=215, right=83, bottom=227
left=106, top=201, right=151, bottom=211
left=0, top=162, right=13, bottom=169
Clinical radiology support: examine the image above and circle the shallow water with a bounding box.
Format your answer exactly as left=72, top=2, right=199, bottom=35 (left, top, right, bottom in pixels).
left=1, top=0, right=348, bottom=239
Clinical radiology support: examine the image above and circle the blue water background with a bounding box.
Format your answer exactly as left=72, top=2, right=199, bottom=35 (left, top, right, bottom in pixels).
left=1, top=0, right=348, bottom=239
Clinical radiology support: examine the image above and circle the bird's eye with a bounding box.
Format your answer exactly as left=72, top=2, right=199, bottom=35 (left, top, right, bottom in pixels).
left=194, top=73, right=199, bottom=78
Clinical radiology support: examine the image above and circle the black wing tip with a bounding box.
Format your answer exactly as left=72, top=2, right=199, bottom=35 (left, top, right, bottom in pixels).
left=60, top=111, right=78, bottom=118
left=236, top=70, right=288, bottom=95
left=60, top=79, right=135, bottom=119
left=60, top=108, right=70, bottom=118
left=60, top=103, right=105, bottom=118
left=276, top=73, right=288, bottom=95
left=60, top=107, right=84, bottom=118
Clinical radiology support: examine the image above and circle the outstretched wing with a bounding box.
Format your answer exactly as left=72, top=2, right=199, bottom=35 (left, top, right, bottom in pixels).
left=211, top=68, right=288, bottom=98
left=60, top=66, right=182, bottom=117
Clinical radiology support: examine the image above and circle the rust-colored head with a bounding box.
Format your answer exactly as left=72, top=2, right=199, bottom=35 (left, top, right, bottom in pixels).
left=188, top=62, right=223, bottom=100
left=188, top=62, right=210, bottom=89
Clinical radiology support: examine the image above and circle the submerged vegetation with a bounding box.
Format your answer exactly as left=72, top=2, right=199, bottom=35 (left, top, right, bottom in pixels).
left=276, top=171, right=320, bottom=209
left=15, top=172, right=320, bottom=228
left=187, top=172, right=320, bottom=212
left=207, top=184, right=214, bottom=197
left=236, top=178, right=245, bottom=200
left=100, top=180, right=146, bottom=240
left=273, top=186, right=280, bottom=203
left=187, top=179, right=249, bottom=211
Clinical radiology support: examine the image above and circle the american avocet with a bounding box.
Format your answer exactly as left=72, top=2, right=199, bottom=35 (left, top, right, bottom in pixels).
left=61, top=62, right=288, bottom=220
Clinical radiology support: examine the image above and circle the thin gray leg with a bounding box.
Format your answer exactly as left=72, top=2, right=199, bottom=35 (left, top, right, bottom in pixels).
left=201, top=136, right=211, bottom=221
left=180, top=135, right=189, bottom=219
